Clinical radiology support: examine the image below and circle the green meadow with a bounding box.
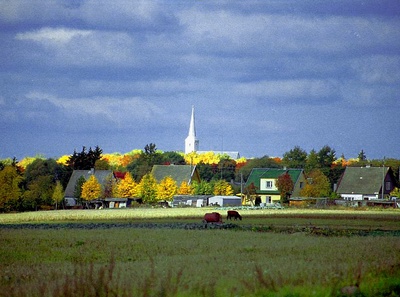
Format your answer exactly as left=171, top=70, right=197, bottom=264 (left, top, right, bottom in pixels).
left=1, top=208, right=399, bottom=296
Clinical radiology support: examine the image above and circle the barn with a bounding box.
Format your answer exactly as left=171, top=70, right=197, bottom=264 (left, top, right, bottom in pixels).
left=208, top=196, right=242, bottom=207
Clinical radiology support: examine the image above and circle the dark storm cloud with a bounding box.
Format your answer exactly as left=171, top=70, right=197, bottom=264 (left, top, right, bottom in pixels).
left=0, top=0, right=399, bottom=160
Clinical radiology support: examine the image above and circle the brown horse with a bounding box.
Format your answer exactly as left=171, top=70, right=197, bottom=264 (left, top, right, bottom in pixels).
left=227, top=210, right=242, bottom=220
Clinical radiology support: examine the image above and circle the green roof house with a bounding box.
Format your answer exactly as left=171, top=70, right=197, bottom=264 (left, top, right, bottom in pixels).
left=245, top=168, right=306, bottom=204
left=151, top=165, right=201, bottom=185
left=335, top=166, right=396, bottom=201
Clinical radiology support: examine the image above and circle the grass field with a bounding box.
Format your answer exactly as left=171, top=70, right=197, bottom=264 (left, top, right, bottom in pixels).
left=1, top=208, right=399, bottom=296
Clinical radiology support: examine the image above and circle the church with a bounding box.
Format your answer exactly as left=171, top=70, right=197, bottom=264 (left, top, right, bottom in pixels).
left=184, top=106, right=240, bottom=160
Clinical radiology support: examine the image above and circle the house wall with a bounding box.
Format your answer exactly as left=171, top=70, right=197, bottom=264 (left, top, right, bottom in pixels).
left=260, top=178, right=278, bottom=191
left=292, top=174, right=307, bottom=196
left=341, top=194, right=364, bottom=201
left=258, top=194, right=281, bottom=203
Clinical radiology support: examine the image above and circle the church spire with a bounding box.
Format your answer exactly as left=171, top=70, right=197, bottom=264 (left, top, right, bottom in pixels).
left=185, top=106, right=199, bottom=154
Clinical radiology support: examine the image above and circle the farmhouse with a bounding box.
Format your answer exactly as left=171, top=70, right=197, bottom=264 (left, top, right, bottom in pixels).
left=151, top=164, right=201, bottom=185
left=245, top=168, right=306, bottom=204
left=335, top=166, right=396, bottom=201
left=64, top=169, right=117, bottom=207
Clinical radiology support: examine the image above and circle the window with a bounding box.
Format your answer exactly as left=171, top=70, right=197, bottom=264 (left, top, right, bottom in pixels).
left=385, top=181, right=391, bottom=191
left=299, top=182, right=304, bottom=189
left=265, top=181, right=273, bottom=188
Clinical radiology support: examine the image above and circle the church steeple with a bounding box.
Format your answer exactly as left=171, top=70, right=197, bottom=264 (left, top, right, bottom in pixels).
left=185, top=106, right=199, bottom=154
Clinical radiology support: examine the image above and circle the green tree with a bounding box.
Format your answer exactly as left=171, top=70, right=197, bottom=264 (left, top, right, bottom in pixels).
left=192, top=180, right=213, bottom=195
left=217, top=157, right=236, bottom=182
left=0, top=165, right=23, bottom=212
left=305, top=149, right=319, bottom=173
left=282, top=146, right=307, bottom=169
left=81, top=175, right=102, bottom=201
left=67, top=146, right=103, bottom=170
left=52, top=181, right=64, bottom=209
left=276, top=172, right=294, bottom=204
left=137, top=173, right=158, bottom=204
left=127, top=144, right=163, bottom=181
left=74, top=176, right=86, bottom=201
left=23, top=175, right=54, bottom=210
left=237, top=156, right=280, bottom=182
left=358, top=149, right=367, bottom=161
left=317, top=145, right=336, bottom=170
left=300, top=169, right=331, bottom=198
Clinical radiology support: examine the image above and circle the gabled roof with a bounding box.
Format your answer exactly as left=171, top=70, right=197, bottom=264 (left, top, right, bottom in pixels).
left=151, top=165, right=200, bottom=185
left=245, top=168, right=303, bottom=193
left=64, top=169, right=114, bottom=198
left=336, top=166, right=391, bottom=195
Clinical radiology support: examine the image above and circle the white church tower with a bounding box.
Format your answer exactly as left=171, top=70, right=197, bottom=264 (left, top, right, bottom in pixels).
left=185, top=106, right=199, bottom=154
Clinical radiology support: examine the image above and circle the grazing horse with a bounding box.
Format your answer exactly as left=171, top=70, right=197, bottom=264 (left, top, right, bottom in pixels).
left=203, top=212, right=223, bottom=223
left=227, top=210, right=242, bottom=220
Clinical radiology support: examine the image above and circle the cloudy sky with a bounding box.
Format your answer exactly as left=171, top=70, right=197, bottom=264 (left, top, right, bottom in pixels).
left=1, top=0, right=399, bottom=160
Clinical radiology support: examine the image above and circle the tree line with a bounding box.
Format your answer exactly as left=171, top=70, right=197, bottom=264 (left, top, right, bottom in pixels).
left=0, top=144, right=399, bottom=212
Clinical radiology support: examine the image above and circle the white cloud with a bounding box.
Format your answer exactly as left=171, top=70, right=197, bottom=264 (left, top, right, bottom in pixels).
left=15, top=27, right=136, bottom=66
left=234, top=79, right=338, bottom=103
left=15, top=27, right=92, bottom=44
left=23, top=92, right=162, bottom=124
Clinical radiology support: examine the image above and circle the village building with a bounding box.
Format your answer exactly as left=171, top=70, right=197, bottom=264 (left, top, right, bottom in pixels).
left=335, top=166, right=396, bottom=201
left=245, top=168, right=307, bottom=204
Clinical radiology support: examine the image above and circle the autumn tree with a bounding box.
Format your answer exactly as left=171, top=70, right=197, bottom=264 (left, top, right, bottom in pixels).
left=115, top=172, right=138, bottom=198
left=276, top=172, right=294, bottom=204
left=137, top=173, right=158, bottom=203
left=244, top=182, right=258, bottom=206
left=177, top=180, right=194, bottom=195
left=0, top=165, right=23, bottom=212
left=300, top=169, right=331, bottom=198
left=52, top=181, right=64, bottom=209
left=212, top=180, right=234, bottom=196
left=157, top=176, right=178, bottom=202
left=81, top=175, right=102, bottom=201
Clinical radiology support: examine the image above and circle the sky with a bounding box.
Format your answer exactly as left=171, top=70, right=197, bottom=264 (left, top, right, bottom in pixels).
left=1, top=0, right=400, bottom=161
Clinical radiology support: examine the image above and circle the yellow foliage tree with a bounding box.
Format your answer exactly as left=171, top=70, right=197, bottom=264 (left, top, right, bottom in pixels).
left=81, top=175, right=102, bottom=201
left=114, top=172, right=138, bottom=198
left=157, top=176, right=178, bottom=201
left=213, top=180, right=234, bottom=196
left=52, top=181, right=64, bottom=209
left=177, top=180, right=194, bottom=195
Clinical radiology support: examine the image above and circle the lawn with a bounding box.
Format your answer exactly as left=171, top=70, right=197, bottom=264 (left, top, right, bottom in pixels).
left=0, top=208, right=399, bottom=296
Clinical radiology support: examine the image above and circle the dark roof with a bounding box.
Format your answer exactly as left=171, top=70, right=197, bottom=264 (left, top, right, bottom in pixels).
left=151, top=165, right=200, bottom=185
left=245, top=168, right=303, bottom=194
left=336, top=166, right=390, bottom=195
left=64, top=170, right=114, bottom=198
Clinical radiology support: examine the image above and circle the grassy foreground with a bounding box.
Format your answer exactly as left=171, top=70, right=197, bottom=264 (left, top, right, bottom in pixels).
left=1, top=208, right=399, bottom=296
